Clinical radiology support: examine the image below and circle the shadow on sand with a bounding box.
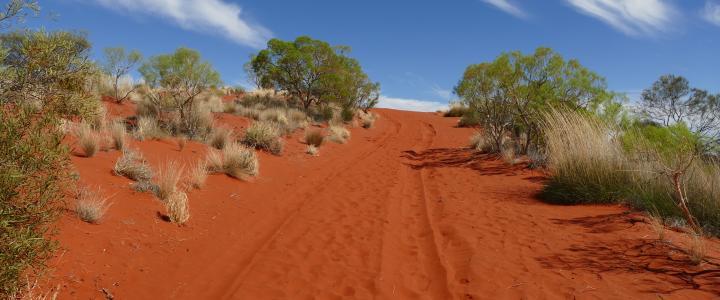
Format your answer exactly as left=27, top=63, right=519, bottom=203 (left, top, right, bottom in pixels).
left=538, top=213, right=720, bottom=296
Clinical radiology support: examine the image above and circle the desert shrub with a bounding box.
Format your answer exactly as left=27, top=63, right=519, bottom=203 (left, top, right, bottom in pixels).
left=222, top=143, right=259, bottom=179
left=444, top=103, right=468, bottom=117
left=75, top=187, right=110, bottom=224
left=188, top=160, right=207, bottom=189
left=328, top=125, right=350, bottom=144
left=113, top=149, right=153, bottom=182
left=205, top=149, right=224, bottom=173
left=76, top=123, right=99, bottom=157
left=259, top=108, right=288, bottom=125
left=109, top=120, right=127, bottom=150
left=155, top=160, right=183, bottom=201
left=304, top=129, right=324, bottom=147
left=306, top=145, right=319, bottom=156
left=688, top=233, right=707, bottom=265
left=469, top=131, right=496, bottom=153
left=208, top=127, right=233, bottom=149
left=165, top=190, right=189, bottom=224
left=340, top=106, right=355, bottom=123
left=131, top=181, right=158, bottom=194
left=0, top=27, right=98, bottom=296
left=135, top=97, right=161, bottom=118
left=171, top=105, right=213, bottom=138
left=242, top=121, right=283, bottom=155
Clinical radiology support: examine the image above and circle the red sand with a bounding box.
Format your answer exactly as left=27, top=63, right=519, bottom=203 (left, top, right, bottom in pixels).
left=48, top=108, right=719, bottom=299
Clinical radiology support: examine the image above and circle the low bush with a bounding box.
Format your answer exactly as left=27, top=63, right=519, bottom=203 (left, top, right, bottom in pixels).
left=304, top=129, right=324, bottom=147
left=188, top=160, right=207, bottom=189
left=458, top=110, right=481, bottom=127
left=444, top=103, right=468, bottom=117
left=113, top=149, right=153, bottom=182
left=136, top=116, right=166, bottom=140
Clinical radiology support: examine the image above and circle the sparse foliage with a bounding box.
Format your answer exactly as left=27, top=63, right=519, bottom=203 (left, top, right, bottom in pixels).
left=101, top=47, right=142, bottom=103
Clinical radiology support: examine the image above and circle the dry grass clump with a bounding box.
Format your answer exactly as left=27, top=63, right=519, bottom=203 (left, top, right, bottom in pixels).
left=242, top=121, right=284, bottom=155
left=177, top=135, right=187, bottom=151
left=208, top=127, right=233, bottom=149
left=260, top=108, right=289, bottom=125
left=500, top=143, right=516, bottom=165
left=155, top=160, right=184, bottom=201
left=306, top=145, right=319, bottom=156
left=688, top=233, right=706, bottom=265
left=539, top=109, right=632, bottom=204
left=648, top=213, right=666, bottom=241
left=357, top=111, right=376, bottom=129
left=206, top=143, right=259, bottom=179
left=223, top=143, right=259, bottom=178
left=109, top=120, right=127, bottom=150
left=76, top=187, right=110, bottom=224
left=113, top=149, right=153, bottom=182
left=304, top=129, right=324, bottom=147
left=327, top=125, right=350, bottom=144
left=136, top=116, right=166, bottom=140
left=76, top=123, right=99, bottom=157
left=188, top=160, right=207, bottom=189
left=237, top=107, right=262, bottom=120
left=469, top=131, right=491, bottom=152
left=166, top=190, right=189, bottom=225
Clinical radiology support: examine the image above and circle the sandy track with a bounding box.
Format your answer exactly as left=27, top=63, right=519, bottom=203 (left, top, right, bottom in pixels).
left=50, top=108, right=719, bottom=299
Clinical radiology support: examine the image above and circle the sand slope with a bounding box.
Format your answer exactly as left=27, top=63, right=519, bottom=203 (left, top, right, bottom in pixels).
left=49, top=108, right=719, bottom=299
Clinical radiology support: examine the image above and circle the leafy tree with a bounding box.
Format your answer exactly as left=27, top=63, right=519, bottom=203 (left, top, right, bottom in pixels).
left=0, top=0, right=37, bottom=29
left=101, top=47, right=142, bottom=103
left=639, top=74, right=720, bottom=145
left=0, top=29, right=96, bottom=296
left=248, top=36, right=378, bottom=111
left=455, top=47, right=613, bottom=153
left=139, top=47, right=221, bottom=133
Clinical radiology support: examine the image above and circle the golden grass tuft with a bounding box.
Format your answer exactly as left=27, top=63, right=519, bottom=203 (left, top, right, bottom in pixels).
left=76, top=123, right=99, bottom=157
left=136, top=116, right=166, bottom=140
left=223, top=143, right=259, bottom=179
left=208, top=127, right=233, bottom=149
left=242, top=121, right=283, bottom=155
left=306, top=145, right=319, bottom=156
left=75, top=187, right=110, bottom=224
left=178, top=135, right=187, bottom=151
left=688, top=233, right=706, bottom=265
left=109, top=120, right=127, bottom=151
left=327, top=125, right=350, bottom=144
left=113, top=149, right=153, bottom=182
left=155, top=160, right=184, bottom=201
left=166, top=190, right=190, bottom=225
left=188, top=160, right=208, bottom=189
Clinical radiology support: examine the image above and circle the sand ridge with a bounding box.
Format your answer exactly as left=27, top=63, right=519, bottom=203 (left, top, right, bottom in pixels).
left=49, top=107, right=720, bottom=299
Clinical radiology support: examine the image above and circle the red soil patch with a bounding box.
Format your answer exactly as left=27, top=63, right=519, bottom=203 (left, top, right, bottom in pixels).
left=47, top=108, right=720, bottom=299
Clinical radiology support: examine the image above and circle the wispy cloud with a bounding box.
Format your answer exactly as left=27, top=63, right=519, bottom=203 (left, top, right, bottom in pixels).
left=565, top=0, right=677, bottom=36
left=481, top=0, right=528, bottom=18
left=377, top=96, right=448, bottom=112
left=432, top=85, right=453, bottom=100
left=87, top=0, right=271, bottom=48
left=702, top=1, right=720, bottom=26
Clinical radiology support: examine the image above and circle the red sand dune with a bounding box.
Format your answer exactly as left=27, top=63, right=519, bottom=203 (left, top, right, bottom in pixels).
left=48, top=107, right=719, bottom=299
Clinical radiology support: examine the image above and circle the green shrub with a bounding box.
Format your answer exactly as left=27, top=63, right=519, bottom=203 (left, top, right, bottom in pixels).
left=0, top=28, right=96, bottom=296
left=444, top=104, right=468, bottom=117
left=458, top=110, right=481, bottom=127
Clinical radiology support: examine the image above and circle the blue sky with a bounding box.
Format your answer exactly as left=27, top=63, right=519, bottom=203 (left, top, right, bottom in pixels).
left=25, top=0, right=720, bottom=111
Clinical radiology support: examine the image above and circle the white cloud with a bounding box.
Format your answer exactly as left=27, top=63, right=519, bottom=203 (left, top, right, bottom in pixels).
left=88, top=0, right=271, bottom=48
left=377, top=96, right=448, bottom=112
left=702, top=1, right=720, bottom=26
left=482, top=0, right=528, bottom=18
left=565, top=0, right=677, bottom=36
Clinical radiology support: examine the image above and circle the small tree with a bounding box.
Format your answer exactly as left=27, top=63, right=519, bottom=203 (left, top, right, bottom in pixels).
left=101, top=47, right=142, bottom=103
left=248, top=36, right=377, bottom=110
left=139, top=47, right=221, bottom=135
left=640, top=74, right=720, bottom=145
